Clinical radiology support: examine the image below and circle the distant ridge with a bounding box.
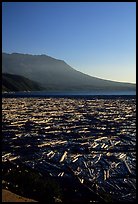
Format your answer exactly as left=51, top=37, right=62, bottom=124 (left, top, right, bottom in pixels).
left=2, top=53, right=136, bottom=93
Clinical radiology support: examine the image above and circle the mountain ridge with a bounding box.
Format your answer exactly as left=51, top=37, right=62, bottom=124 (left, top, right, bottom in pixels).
left=2, top=52, right=136, bottom=93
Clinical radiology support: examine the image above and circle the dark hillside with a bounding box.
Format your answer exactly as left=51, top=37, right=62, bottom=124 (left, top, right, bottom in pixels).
left=2, top=73, right=45, bottom=92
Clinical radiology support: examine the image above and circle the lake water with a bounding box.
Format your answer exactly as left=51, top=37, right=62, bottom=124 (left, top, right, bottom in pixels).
left=2, top=90, right=136, bottom=98
left=2, top=96, right=136, bottom=202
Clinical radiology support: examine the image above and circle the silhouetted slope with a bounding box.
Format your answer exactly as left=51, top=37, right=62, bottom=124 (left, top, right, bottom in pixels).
left=2, top=53, right=136, bottom=92
left=2, top=73, right=44, bottom=92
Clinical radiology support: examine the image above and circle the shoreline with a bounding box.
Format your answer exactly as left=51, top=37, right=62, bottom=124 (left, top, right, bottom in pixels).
left=2, top=189, right=38, bottom=202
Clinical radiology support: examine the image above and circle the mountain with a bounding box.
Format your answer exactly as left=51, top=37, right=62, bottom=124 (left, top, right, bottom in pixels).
left=2, top=52, right=136, bottom=93
left=2, top=73, right=45, bottom=92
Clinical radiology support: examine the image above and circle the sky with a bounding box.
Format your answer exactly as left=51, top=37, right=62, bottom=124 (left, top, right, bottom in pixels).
left=2, top=2, right=136, bottom=83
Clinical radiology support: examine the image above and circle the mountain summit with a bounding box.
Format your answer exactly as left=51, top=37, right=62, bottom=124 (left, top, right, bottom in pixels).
left=2, top=53, right=136, bottom=93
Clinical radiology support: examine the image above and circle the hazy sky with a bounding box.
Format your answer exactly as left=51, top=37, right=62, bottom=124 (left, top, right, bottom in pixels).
left=2, top=2, right=136, bottom=83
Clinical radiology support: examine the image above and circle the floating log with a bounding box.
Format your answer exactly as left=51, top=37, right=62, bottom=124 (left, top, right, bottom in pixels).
left=59, top=151, right=68, bottom=163
left=72, top=157, right=78, bottom=163
left=123, top=160, right=131, bottom=174
left=95, top=136, right=108, bottom=141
